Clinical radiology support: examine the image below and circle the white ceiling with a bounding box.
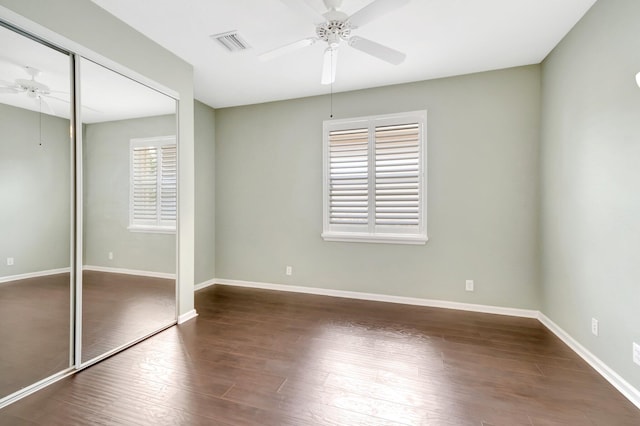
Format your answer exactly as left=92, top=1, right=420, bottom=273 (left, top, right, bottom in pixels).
left=91, top=0, right=597, bottom=109
left=79, top=57, right=176, bottom=123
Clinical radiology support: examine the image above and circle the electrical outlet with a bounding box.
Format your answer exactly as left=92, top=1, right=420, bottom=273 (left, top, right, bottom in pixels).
left=633, top=342, right=640, bottom=366
left=591, top=318, right=599, bottom=336
left=285, top=266, right=292, bottom=276
left=6, top=257, right=14, bottom=266
left=108, top=252, right=114, bottom=260
left=465, top=279, right=474, bottom=292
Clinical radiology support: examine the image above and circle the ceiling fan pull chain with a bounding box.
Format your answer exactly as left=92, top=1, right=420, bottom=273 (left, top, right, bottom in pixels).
left=330, top=53, right=333, bottom=118
left=38, top=96, right=43, bottom=147
left=330, top=84, right=333, bottom=118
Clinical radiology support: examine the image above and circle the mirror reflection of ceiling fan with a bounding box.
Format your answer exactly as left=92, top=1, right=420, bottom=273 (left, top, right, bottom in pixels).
left=0, top=64, right=102, bottom=116
left=0, top=65, right=68, bottom=115
left=261, top=0, right=409, bottom=85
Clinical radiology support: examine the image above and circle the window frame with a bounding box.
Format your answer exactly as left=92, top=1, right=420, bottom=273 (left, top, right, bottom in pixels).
left=322, top=110, right=427, bottom=245
left=128, top=135, right=177, bottom=234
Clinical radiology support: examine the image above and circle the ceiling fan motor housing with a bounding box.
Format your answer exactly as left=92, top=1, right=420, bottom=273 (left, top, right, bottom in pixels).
left=316, top=20, right=351, bottom=48
left=15, top=78, right=51, bottom=97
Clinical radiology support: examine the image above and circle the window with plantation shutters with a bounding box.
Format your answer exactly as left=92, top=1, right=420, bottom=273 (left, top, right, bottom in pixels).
left=322, top=111, right=427, bottom=244
left=129, top=136, right=177, bottom=233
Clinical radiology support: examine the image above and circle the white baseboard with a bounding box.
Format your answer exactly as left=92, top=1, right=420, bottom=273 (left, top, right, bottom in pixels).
left=538, top=313, right=640, bottom=410
left=177, top=309, right=198, bottom=324
left=194, top=278, right=216, bottom=292
left=212, top=278, right=539, bottom=318
left=0, top=267, right=71, bottom=284
left=83, top=265, right=175, bottom=280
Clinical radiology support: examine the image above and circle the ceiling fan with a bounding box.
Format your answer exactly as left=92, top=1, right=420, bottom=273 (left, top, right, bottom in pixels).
left=0, top=65, right=67, bottom=114
left=261, top=0, right=409, bottom=84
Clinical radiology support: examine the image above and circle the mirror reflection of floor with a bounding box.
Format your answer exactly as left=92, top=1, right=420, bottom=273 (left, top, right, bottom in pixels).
left=81, top=270, right=175, bottom=362
left=0, top=270, right=175, bottom=399
left=0, top=273, right=71, bottom=398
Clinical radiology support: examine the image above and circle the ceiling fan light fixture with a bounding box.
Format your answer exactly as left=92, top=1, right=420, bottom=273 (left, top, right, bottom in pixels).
left=321, top=47, right=338, bottom=85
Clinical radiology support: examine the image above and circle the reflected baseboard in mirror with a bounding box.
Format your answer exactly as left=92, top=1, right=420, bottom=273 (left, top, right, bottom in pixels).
left=0, top=273, right=71, bottom=398
left=81, top=270, right=175, bottom=363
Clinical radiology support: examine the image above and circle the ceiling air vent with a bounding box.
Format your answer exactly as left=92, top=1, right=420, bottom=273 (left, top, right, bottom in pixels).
left=210, top=31, right=251, bottom=53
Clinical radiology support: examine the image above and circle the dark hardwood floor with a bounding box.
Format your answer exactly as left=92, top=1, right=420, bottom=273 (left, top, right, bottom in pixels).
left=0, top=274, right=71, bottom=398
left=1, top=284, right=639, bottom=425
left=0, top=271, right=175, bottom=399
left=82, top=270, right=175, bottom=362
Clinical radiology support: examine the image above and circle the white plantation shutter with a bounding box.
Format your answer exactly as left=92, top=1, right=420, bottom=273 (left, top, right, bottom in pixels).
left=375, top=123, right=420, bottom=226
left=132, top=146, right=158, bottom=223
left=323, top=111, right=427, bottom=244
left=160, top=145, right=177, bottom=223
left=328, top=128, right=369, bottom=225
left=130, top=136, right=177, bottom=232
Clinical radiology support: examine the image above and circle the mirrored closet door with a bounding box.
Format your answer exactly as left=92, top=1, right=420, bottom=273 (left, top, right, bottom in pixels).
left=79, top=57, right=177, bottom=364
left=0, top=19, right=179, bottom=405
left=0, top=23, right=73, bottom=399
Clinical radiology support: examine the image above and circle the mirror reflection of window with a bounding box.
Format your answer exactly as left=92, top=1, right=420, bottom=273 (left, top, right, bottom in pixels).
left=79, top=58, right=177, bottom=364
left=129, top=136, right=177, bottom=233
left=0, top=23, right=73, bottom=399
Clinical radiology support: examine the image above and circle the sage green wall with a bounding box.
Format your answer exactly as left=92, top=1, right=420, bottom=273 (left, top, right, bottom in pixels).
left=0, top=0, right=195, bottom=315
left=83, top=115, right=176, bottom=274
left=0, top=104, right=70, bottom=278
left=216, top=65, right=541, bottom=309
left=194, top=100, right=216, bottom=284
left=540, top=0, right=640, bottom=390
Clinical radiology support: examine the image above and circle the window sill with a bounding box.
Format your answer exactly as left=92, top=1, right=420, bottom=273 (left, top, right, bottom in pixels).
left=128, top=226, right=176, bottom=234
left=321, top=232, right=427, bottom=245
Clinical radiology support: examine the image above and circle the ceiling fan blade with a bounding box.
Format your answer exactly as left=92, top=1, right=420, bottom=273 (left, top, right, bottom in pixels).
left=45, top=94, right=70, bottom=104
left=81, top=104, right=103, bottom=114
left=348, top=36, right=406, bottom=65
left=280, top=0, right=326, bottom=25
left=349, top=0, right=409, bottom=28
left=321, top=47, right=338, bottom=85
left=0, top=79, right=20, bottom=92
left=44, top=94, right=101, bottom=113
left=0, top=86, right=19, bottom=94
left=259, top=37, right=317, bottom=61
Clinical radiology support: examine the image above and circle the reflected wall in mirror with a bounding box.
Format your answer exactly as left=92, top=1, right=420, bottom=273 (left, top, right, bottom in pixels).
left=80, top=58, right=177, bottom=363
left=0, top=23, right=72, bottom=398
